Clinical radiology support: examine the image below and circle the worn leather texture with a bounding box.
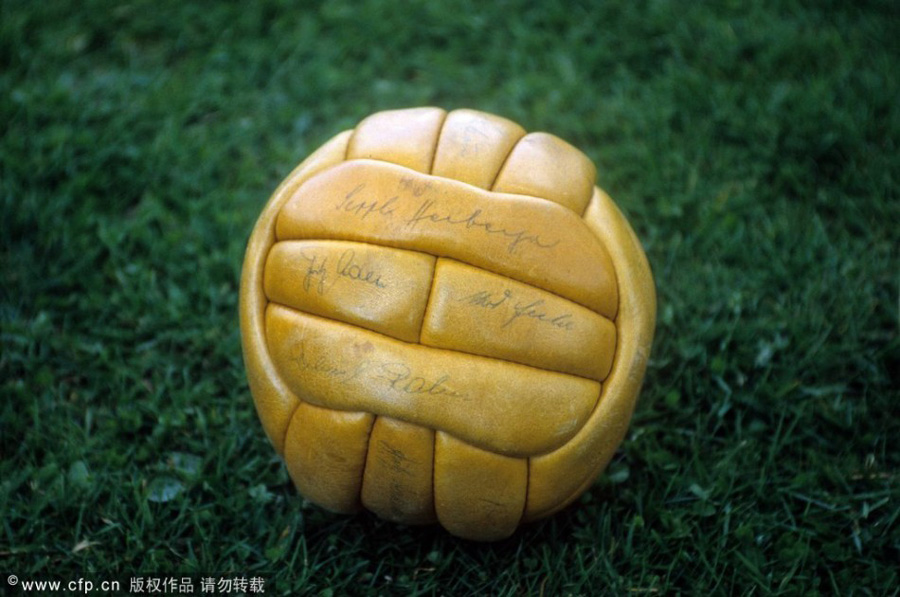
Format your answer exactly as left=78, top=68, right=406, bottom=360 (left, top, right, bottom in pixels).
left=240, top=107, right=656, bottom=541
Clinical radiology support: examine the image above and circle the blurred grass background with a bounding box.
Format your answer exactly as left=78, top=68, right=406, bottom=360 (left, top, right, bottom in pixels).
left=2, top=0, right=898, bottom=594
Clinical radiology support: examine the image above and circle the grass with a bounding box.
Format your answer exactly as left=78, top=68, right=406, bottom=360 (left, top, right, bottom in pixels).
left=2, top=0, right=898, bottom=594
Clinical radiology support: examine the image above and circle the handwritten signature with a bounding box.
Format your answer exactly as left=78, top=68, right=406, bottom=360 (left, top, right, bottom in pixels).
left=333, top=178, right=560, bottom=255
left=289, top=341, right=371, bottom=383
left=289, top=341, right=466, bottom=399
left=335, top=183, right=399, bottom=220
left=375, top=362, right=465, bottom=398
left=405, top=199, right=559, bottom=254
left=300, top=249, right=386, bottom=295
left=377, top=440, right=417, bottom=478
left=503, top=299, right=575, bottom=330
left=458, top=290, right=575, bottom=331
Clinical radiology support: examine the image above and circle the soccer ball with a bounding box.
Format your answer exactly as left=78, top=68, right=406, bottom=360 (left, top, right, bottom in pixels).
left=239, top=108, right=656, bottom=541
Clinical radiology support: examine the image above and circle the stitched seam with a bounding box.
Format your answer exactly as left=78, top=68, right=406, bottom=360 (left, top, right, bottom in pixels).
left=488, top=130, right=527, bottom=191
left=357, top=414, right=377, bottom=510
left=577, top=187, right=593, bottom=218
left=269, top=302, right=605, bottom=385
left=285, top=399, right=593, bottom=460
left=342, top=155, right=582, bottom=212
left=266, top=296, right=424, bottom=345
left=519, top=457, right=531, bottom=529
left=428, top=110, right=450, bottom=174
left=261, top=291, right=306, bottom=457
left=581, top=189, right=622, bottom=323
left=417, top=257, right=441, bottom=343
left=432, top=430, right=442, bottom=528
left=427, top=427, right=437, bottom=522
left=276, top=157, right=616, bottom=317
left=271, top=234, right=614, bottom=319
left=343, top=126, right=354, bottom=161
left=280, top=397, right=304, bottom=461
left=418, top=339, right=608, bottom=384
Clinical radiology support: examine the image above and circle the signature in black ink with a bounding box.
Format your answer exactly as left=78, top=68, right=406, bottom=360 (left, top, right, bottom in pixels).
left=458, top=290, right=511, bottom=309
left=289, top=342, right=371, bottom=383
left=502, top=299, right=575, bottom=331
left=299, top=249, right=386, bottom=295
left=459, top=290, right=574, bottom=331
left=300, top=252, right=328, bottom=295
left=375, top=362, right=465, bottom=398
left=337, top=249, right=386, bottom=289
left=289, top=342, right=466, bottom=399
left=336, top=183, right=399, bottom=220
left=378, top=440, right=416, bottom=477
left=405, top=199, right=559, bottom=254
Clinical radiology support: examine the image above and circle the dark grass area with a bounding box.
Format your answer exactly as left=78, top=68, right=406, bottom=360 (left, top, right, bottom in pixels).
left=2, top=0, right=898, bottom=594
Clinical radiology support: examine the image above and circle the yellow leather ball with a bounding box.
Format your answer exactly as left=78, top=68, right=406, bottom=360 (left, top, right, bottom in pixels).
left=239, top=108, right=656, bottom=541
